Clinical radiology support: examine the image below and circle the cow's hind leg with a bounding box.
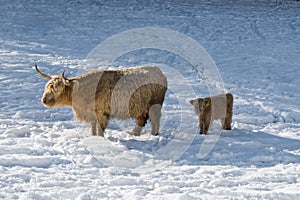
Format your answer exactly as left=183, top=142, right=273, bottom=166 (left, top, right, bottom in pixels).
left=132, top=111, right=148, bottom=136
left=96, top=122, right=105, bottom=137
left=149, top=104, right=162, bottom=136
left=95, top=113, right=109, bottom=137
left=90, top=120, right=103, bottom=136
left=90, top=121, right=97, bottom=136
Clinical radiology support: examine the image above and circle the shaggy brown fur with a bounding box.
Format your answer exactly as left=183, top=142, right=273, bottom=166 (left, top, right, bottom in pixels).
left=36, top=64, right=168, bottom=136
left=189, top=93, right=233, bottom=134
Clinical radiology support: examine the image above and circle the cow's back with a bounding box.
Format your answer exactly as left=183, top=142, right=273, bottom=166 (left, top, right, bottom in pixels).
left=109, top=66, right=167, bottom=119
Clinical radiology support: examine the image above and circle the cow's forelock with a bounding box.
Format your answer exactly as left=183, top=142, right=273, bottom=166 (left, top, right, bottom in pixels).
left=42, top=76, right=66, bottom=107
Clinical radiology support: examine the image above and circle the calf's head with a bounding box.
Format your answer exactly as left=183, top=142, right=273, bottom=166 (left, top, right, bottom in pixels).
left=35, top=63, right=72, bottom=108
left=189, top=98, right=211, bottom=115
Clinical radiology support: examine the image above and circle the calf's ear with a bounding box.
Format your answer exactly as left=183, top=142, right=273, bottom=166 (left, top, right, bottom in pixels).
left=204, top=99, right=210, bottom=107
left=189, top=99, right=195, bottom=105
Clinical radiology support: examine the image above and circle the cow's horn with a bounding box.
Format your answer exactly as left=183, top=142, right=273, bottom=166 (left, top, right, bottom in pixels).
left=35, top=63, right=52, bottom=80
left=61, top=70, right=71, bottom=83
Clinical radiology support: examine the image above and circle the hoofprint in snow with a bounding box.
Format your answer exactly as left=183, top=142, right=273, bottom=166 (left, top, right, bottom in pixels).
left=0, top=1, right=300, bottom=199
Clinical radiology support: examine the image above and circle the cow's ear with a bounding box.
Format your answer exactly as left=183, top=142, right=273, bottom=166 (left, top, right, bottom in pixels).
left=65, top=79, right=70, bottom=84
left=62, top=78, right=72, bottom=86
left=61, top=71, right=73, bottom=86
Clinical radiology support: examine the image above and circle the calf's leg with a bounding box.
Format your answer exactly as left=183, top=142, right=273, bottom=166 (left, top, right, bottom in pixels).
left=199, top=115, right=210, bottom=134
left=223, top=115, right=232, bottom=130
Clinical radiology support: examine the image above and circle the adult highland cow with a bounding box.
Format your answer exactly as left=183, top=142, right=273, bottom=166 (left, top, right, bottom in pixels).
left=35, top=64, right=168, bottom=137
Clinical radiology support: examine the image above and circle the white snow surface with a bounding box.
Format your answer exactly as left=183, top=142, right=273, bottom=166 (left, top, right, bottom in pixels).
left=1, top=0, right=300, bottom=199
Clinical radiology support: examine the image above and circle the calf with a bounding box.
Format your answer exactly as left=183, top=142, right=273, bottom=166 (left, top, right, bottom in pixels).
left=189, top=93, right=233, bottom=134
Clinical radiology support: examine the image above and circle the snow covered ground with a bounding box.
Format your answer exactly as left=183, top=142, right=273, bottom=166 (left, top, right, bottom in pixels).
left=0, top=0, right=300, bottom=199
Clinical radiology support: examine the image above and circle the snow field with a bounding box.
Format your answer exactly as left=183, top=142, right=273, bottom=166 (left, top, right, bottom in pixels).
left=1, top=0, right=300, bottom=199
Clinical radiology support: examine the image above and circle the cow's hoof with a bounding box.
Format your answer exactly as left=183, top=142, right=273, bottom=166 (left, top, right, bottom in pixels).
left=131, top=126, right=142, bottom=136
